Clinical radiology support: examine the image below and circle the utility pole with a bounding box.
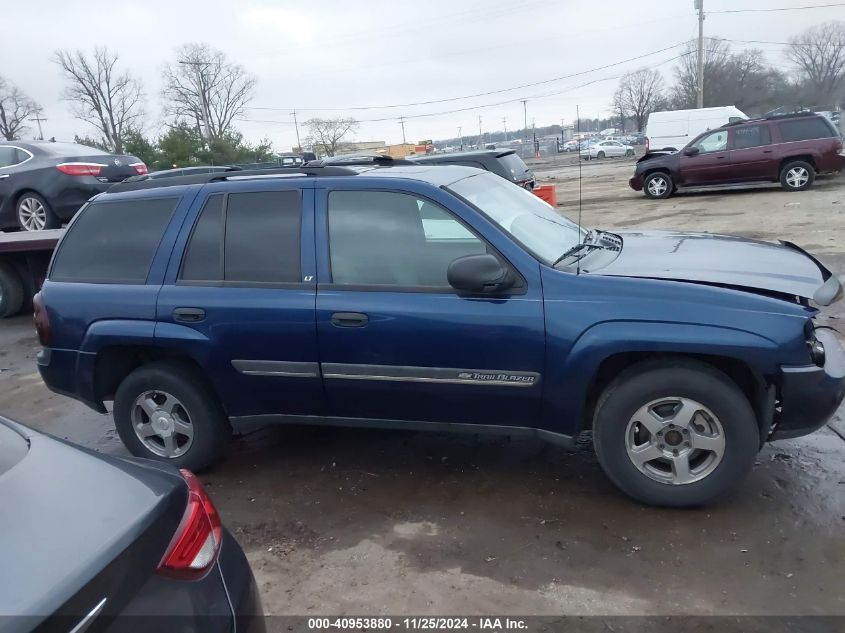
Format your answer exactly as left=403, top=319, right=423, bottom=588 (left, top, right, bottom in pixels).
left=521, top=100, right=528, bottom=141
left=399, top=116, right=407, bottom=144
left=291, top=110, right=301, bottom=151
left=458, top=126, right=463, bottom=151
left=478, top=115, right=483, bottom=148
left=695, top=0, right=705, bottom=108
left=502, top=117, right=508, bottom=142
left=30, top=109, right=47, bottom=140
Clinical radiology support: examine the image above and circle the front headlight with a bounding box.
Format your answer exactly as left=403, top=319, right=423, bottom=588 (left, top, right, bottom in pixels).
left=808, top=336, right=826, bottom=367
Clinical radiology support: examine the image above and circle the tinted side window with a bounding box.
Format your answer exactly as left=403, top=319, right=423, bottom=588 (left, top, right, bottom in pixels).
left=779, top=118, right=836, bottom=142
left=0, top=147, right=20, bottom=167
left=733, top=125, right=771, bottom=149
left=180, top=195, right=223, bottom=281
left=224, top=191, right=301, bottom=283
left=51, top=198, right=177, bottom=283
left=328, top=191, right=486, bottom=287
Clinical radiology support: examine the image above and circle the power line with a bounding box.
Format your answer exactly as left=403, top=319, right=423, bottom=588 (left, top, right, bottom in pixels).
left=709, top=2, right=845, bottom=13
left=248, top=42, right=687, bottom=113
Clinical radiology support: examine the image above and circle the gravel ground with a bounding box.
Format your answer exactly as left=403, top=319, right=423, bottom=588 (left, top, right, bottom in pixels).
left=0, top=158, right=843, bottom=621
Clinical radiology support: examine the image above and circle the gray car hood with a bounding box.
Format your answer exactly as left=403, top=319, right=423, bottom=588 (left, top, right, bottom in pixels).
left=590, top=230, right=842, bottom=305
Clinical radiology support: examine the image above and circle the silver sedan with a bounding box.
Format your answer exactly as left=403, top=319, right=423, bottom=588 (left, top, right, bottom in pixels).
left=581, top=139, right=635, bottom=160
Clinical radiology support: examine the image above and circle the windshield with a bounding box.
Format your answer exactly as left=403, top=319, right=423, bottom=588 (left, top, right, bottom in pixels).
left=448, top=172, right=585, bottom=264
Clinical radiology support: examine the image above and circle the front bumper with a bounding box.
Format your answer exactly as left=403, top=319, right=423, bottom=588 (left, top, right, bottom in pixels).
left=629, top=174, right=644, bottom=191
left=771, top=328, right=845, bottom=440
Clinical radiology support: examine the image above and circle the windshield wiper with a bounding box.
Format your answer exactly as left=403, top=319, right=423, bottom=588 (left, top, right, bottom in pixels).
left=552, top=243, right=603, bottom=267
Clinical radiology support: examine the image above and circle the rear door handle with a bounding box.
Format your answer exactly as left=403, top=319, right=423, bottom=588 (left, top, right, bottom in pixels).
left=331, top=312, right=368, bottom=327
left=173, top=307, right=206, bottom=323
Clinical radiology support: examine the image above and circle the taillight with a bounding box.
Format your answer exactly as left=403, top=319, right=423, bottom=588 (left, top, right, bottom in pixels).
left=131, top=162, right=148, bottom=175
left=158, top=470, right=222, bottom=579
left=645, top=137, right=650, bottom=152
left=32, top=292, right=51, bottom=347
left=56, top=162, right=106, bottom=176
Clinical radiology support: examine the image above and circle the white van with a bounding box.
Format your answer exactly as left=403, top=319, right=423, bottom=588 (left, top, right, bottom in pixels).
left=645, top=106, right=747, bottom=152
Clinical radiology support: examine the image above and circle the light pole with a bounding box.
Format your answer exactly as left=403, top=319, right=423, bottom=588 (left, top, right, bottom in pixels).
left=399, top=116, right=407, bottom=144
left=458, top=126, right=463, bottom=151
left=521, top=99, right=528, bottom=141
left=695, top=0, right=705, bottom=108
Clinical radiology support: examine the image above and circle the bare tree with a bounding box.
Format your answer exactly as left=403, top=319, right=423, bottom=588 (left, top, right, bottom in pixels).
left=611, top=86, right=628, bottom=133
left=53, top=48, right=144, bottom=153
left=0, top=77, right=40, bottom=141
left=162, top=44, right=256, bottom=142
left=787, top=21, right=845, bottom=104
left=671, top=38, right=732, bottom=109
left=616, top=68, right=666, bottom=132
left=304, top=117, right=359, bottom=157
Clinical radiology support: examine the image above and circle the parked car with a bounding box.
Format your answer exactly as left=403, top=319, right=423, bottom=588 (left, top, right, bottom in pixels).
left=645, top=106, right=747, bottom=152
left=581, top=139, right=635, bottom=160
left=409, top=149, right=535, bottom=189
left=0, top=415, right=264, bottom=632
left=0, top=141, right=147, bottom=231
left=630, top=112, right=845, bottom=199
left=35, top=164, right=844, bottom=507
left=560, top=140, right=579, bottom=152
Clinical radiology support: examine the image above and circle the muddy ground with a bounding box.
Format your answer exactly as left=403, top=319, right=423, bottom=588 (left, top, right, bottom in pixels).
left=1, top=158, right=843, bottom=619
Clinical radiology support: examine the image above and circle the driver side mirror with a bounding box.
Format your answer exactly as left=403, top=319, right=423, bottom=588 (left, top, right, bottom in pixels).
left=447, top=254, right=515, bottom=294
left=683, top=146, right=700, bottom=156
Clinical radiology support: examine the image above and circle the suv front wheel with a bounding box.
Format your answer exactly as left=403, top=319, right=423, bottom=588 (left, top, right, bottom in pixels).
left=592, top=360, right=759, bottom=507
left=643, top=172, right=673, bottom=199
left=779, top=160, right=815, bottom=192
left=113, top=361, right=231, bottom=471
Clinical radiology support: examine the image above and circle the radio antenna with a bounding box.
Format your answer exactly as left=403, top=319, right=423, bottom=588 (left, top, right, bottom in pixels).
left=576, top=104, right=584, bottom=275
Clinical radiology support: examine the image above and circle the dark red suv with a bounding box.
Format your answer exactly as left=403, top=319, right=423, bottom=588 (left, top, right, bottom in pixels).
left=629, top=112, right=844, bottom=199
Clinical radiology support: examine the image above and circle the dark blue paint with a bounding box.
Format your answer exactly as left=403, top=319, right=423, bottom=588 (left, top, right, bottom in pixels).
left=36, top=168, right=842, bottom=443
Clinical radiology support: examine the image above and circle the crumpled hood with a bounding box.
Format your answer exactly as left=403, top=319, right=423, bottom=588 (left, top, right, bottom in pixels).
left=590, top=230, right=842, bottom=305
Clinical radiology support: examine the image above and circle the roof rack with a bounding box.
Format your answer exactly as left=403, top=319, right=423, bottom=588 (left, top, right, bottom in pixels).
left=306, top=155, right=416, bottom=167
left=108, top=165, right=358, bottom=193
left=723, top=110, right=818, bottom=127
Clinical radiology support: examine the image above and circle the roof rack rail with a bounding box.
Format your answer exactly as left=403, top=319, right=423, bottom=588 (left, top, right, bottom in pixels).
left=724, top=110, right=818, bottom=127
left=306, top=154, right=417, bottom=167
left=108, top=165, right=358, bottom=193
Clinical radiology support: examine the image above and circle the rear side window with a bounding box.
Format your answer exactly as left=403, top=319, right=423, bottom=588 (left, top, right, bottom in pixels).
left=779, top=118, right=836, bottom=142
left=498, top=152, right=529, bottom=176
left=51, top=197, right=177, bottom=283
left=733, top=125, right=771, bottom=149
left=179, top=191, right=301, bottom=284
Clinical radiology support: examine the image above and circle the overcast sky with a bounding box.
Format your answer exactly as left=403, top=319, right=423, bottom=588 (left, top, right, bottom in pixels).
left=2, top=0, right=843, bottom=151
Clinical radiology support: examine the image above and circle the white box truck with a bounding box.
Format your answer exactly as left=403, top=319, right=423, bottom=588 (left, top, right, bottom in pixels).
left=645, top=106, right=747, bottom=152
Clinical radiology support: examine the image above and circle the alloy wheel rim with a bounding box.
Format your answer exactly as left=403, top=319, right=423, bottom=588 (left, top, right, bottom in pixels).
left=786, top=167, right=808, bottom=188
left=648, top=177, right=667, bottom=196
left=130, top=390, right=194, bottom=458
left=624, top=397, right=725, bottom=485
left=18, top=197, right=46, bottom=231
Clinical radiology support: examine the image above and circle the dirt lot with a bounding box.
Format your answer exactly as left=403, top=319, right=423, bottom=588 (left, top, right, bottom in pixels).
left=1, top=158, right=844, bottom=619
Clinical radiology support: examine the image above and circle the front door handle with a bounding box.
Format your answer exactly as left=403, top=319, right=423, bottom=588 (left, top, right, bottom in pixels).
left=331, top=312, right=368, bottom=327
left=0, top=174, right=9, bottom=180
left=173, top=307, right=206, bottom=323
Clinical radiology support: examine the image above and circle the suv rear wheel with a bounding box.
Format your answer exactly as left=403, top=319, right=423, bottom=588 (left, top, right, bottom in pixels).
left=114, top=361, right=231, bottom=471
left=779, top=160, right=815, bottom=192
left=592, top=360, right=759, bottom=507
left=643, top=172, right=673, bottom=199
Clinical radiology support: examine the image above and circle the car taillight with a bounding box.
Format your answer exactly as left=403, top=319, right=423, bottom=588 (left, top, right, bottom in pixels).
left=157, top=469, right=222, bottom=579
left=56, top=162, right=106, bottom=176
left=131, top=162, right=148, bottom=175
left=32, top=292, right=51, bottom=347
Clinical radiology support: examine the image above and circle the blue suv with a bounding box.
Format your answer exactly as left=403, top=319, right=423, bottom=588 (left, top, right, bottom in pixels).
left=35, top=164, right=844, bottom=506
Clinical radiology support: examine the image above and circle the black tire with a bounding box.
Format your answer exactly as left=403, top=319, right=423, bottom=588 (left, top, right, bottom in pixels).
left=16, top=192, right=59, bottom=231
left=779, top=160, right=815, bottom=192
left=597, top=151, right=606, bottom=159
left=593, top=360, right=759, bottom=507
left=643, top=171, right=673, bottom=199
left=113, top=361, right=231, bottom=471
left=0, top=261, right=25, bottom=318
